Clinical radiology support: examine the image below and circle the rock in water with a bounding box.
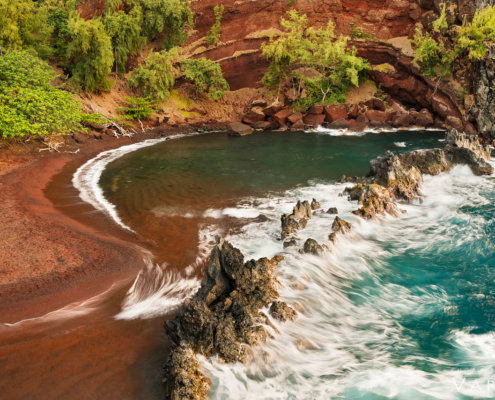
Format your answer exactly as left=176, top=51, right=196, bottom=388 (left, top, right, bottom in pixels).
left=303, top=238, right=324, bottom=255
left=163, top=238, right=297, bottom=399
left=269, top=301, right=297, bottom=322
left=293, top=200, right=312, bottom=219
left=281, top=200, right=312, bottom=239
left=311, top=198, right=321, bottom=210
left=326, top=207, right=338, bottom=214
left=329, top=217, right=352, bottom=242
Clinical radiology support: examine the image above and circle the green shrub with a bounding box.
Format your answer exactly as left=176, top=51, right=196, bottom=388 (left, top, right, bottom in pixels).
left=47, top=9, right=71, bottom=59
left=180, top=57, right=229, bottom=100
left=206, top=4, right=224, bottom=47
left=411, top=27, right=453, bottom=78
left=433, top=4, right=449, bottom=33
left=0, top=49, right=83, bottom=138
left=103, top=8, right=144, bottom=74
left=66, top=16, right=114, bottom=92
left=456, top=5, right=495, bottom=61
left=141, top=0, right=193, bottom=48
left=0, top=0, right=52, bottom=56
left=129, top=48, right=178, bottom=101
left=118, top=96, right=156, bottom=119
left=261, top=10, right=370, bottom=109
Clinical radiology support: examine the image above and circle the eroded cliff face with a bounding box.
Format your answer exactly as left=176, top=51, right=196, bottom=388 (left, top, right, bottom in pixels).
left=188, top=0, right=422, bottom=89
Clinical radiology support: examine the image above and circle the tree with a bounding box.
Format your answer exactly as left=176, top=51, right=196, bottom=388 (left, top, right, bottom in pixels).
left=141, top=0, right=193, bottom=48
left=180, top=58, right=229, bottom=99
left=456, top=5, right=495, bottom=61
left=206, top=4, right=224, bottom=47
left=66, top=16, right=114, bottom=92
left=129, top=48, right=178, bottom=101
left=103, top=7, right=144, bottom=74
left=261, top=10, right=370, bottom=109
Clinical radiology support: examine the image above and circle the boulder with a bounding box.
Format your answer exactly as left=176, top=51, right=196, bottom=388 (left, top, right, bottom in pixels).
left=263, top=105, right=284, bottom=117
left=311, top=198, right=321, bottom=210
left=308, top=105, right=324, bottom=114
left=273, top=108, right=294, bottom=125
left=414, top=109, right=434, bottom=127
left=365, top=110, right=392, bottom=126
left=348, top=105, right=360, bottom=119
left=242, top=106, right=265, bottom=125
left=293, top=200, right=312, bottom=219
left=283, top=239, right=297, bottom=248
left=392, top=112, right=414, bottom=127
left=303, top=113, right=326, bottom=127
left=303, top=238, right=324, bottom=255
left=251, top=121, right=273, bottom=131
left=331, top=216, right=352, bottom=235
left=269, top=301, right=297, bottom=322
left=290, top=119, right=305, bottom=131
left=326, top=207, right=338, bottom=214
left=229, top=122, right=254, bottom=136
left=329, top=118, right=350, bottom=129
left=324, top=105, right=348, bottom=122
left=288, top=112, right=303, bottom=124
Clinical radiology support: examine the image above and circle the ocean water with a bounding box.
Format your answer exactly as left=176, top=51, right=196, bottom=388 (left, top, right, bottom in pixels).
left=91, top=130, right=495, bottom=399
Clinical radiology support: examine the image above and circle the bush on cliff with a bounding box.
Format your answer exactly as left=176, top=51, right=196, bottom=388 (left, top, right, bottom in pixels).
left=66, top=16, right=114, bottom=92
left=103, top=7, right=145, bottom=74
left=129, top=48, right=178, bottom=102
left=261, top=10, right=370, bottom=109
left=411, top=28, right=453, bottom=78
left=0, top=49, right=83, bottom=138
left=180, top=58, right=229, bottom=100
left=456, top=5, right=495, bottom=61
left=206, top=4, right=224, bottom=47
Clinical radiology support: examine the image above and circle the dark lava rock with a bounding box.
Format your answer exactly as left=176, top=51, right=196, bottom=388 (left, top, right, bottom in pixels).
left=303, top=238, right=324, bottom=255
left=283, top=239, right=297, bottom=248
left=269, top=301, right=297, bottom=322
left=311, top=198, right=321, bottom=210
left=163, top=238, right=296, bottom=399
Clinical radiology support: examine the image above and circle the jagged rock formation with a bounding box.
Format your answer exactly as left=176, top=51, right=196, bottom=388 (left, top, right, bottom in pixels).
left=281, top=200, right=312, bottom=239
left=329, top=217, right=352, bottom=242
left=472, top=44, right=495, bottom=139
left=163, top=237, right=296, bottom=399
left=347, top=130, right=494, bottom=219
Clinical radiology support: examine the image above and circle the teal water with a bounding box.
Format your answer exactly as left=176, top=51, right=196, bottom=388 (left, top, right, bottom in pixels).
left=98, top=130, right=495, bottom=399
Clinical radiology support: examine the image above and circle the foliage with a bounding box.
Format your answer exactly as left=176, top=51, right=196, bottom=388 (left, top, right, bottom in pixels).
left=180, top=58, right=229, bottom=100
left=261, top=10, right=370, bottom=109
left=129, top=48, right=178, bottom=101
left=0, top=0, right=52, bottom=56
left=411, top=27, right=453, bottom=78
left=141, top=0, right=193, bottom=48
left=350, top=21, right=371, bottom=41
left=47, top=10, right=71, bottom=59
left=103, top=7, right=144, bottom=74
left=118, top=96, right=156, bottom=119
left=433, top=4, right=449, bottom=33
left=456, top=5, right=495, bottom=61
left=0, top=50, right=83, bottom=138
left=206, top=4, right=224, bottom=47
left=66, top=16, right=114, bottom=92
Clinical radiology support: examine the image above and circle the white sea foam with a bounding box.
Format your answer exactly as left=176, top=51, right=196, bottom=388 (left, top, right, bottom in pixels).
left=311, top=126, right=444, bottom=136
left=200, top=160, right=495, bottom=399
left=72, top=132, right=205, bottom=232
left=0, top=285, right=116, bottom=329
left=394, top=141, right=407, bottom=147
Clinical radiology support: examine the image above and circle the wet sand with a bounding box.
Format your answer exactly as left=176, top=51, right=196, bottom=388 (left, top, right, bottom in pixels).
left=0, top=131, right=196, bottom=400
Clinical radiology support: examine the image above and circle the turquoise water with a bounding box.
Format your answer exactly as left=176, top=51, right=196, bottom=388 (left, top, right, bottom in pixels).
left=99, top=130, right=495, bottom=399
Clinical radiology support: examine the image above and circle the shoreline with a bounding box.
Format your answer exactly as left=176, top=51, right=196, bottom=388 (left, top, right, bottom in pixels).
left=0, top=125, right=214, bottom=323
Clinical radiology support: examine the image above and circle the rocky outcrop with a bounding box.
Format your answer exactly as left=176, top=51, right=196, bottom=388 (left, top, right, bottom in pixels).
left=163, top=237, right=296, bottom=399
left=303, top=238, right=324, bottom=255
left=347, top=130, right=493, bottom=219
left=328, top=216, right=352, bottom=242
left=472, top=43, right=495, bottom=139
left=281, top=200, right=312, bottom=239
